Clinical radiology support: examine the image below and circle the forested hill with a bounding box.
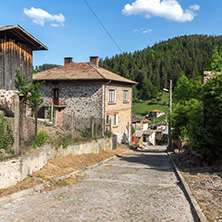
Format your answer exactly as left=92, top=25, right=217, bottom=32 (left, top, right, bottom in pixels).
left=99, top=34, right=222, bottom=100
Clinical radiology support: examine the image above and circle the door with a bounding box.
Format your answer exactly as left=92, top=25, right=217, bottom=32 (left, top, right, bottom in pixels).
left=53, top=88, right=59, bottom=105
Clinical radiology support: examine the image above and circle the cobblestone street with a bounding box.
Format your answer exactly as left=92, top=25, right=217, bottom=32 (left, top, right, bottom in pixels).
left=0, top=146, right=195, bottom=221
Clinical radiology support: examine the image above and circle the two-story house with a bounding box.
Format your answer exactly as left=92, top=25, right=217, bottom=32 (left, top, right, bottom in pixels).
left=33, top=57, right=136, bottom=144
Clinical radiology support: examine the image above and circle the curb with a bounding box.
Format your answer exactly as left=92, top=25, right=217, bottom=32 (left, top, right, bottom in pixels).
left=168, top=153, right=207, bottom=222
left=0, top=151, right=126, bottom=206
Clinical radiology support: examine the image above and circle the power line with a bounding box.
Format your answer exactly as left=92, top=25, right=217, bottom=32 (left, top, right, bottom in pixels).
left=83, top=0, right=122, bottom=53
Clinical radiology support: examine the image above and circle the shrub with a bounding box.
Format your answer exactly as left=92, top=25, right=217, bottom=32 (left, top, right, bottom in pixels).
left=104, top=131, right=112, bottom=138
left=32, top=131, right=49, bottom=149
left=0, top=111, right=13, bottom=152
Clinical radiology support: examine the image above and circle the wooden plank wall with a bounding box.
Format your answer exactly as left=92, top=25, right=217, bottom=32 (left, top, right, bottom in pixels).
left=0, top=38, right=33, bottom=90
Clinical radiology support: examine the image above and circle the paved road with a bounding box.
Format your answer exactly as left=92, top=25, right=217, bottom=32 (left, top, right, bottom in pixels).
left=0, top=146, right=195, bottom=221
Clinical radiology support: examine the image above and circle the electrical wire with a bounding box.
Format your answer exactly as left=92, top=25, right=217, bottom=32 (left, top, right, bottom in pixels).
left=83, top=0, right=122, bottom=53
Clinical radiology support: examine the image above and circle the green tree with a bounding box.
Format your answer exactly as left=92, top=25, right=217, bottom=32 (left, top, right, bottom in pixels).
left=206, top=46, right=222, bottom=72
left=202, top=73, right=222, bottom=160
left=14, top=70, right=44, bottom=138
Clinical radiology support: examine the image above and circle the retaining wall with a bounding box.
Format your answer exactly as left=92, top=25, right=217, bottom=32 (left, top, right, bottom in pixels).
left=0, top=137, right=112, bottom=189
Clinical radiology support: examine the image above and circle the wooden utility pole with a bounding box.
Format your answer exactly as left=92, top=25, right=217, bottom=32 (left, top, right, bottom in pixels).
left=168, top=80, right=172, bottom=149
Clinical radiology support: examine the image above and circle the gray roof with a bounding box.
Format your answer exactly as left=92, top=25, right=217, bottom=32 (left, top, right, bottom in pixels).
left=135, top=130, right=143, bottom=137
left=143, top=130, right=154, bottom=136
left=0, top=25, right=48, bottom=50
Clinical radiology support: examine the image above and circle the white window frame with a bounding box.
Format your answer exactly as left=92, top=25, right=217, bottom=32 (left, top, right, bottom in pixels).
left=123, top=89, right=129, bottom=103
left=113, top=113, right=118, bottom=127
left=108, top=89, right=116, bottom=104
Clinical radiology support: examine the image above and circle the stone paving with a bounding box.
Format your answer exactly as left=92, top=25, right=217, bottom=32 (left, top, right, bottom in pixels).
left=0, top=146, right=195, bottom=221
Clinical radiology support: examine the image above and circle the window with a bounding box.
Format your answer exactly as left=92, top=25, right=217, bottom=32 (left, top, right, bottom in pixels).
left=123, top=90, right=129, bottom=103
left=108, top=89, right=116, bottom=104
left=106, top=115, right=110, bottom=125
left=113, top=114, right=118, bottom=127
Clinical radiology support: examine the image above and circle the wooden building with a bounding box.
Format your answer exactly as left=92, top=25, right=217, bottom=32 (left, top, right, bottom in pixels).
left=0, top=25, right=47, bottom=89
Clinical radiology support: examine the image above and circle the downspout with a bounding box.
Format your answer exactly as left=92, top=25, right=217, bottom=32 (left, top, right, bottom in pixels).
left=103, top=80, right=111, bottom=136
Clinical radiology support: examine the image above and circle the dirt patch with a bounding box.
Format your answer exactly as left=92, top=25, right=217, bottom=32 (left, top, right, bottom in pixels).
left=0, top=145, right=131, bottom=198
left=172, top=151, right=222, bottom=222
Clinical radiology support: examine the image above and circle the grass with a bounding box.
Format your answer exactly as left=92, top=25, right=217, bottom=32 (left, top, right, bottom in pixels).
left=133, top=91, right=169, bottom=116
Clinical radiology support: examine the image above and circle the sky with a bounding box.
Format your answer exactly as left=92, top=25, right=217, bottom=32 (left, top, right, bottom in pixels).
left=1, top=0, right=222, bottom=67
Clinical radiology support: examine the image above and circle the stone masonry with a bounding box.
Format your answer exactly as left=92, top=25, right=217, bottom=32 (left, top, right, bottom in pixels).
left=0, top=89, right=16, bottom=116
left=40, top=81, right=103, bottom=130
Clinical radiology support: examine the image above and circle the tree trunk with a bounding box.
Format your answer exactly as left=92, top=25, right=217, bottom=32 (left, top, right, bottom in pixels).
left=35, top=103, right=38, bottom=138
left=19, top=97, right=24, bottom=145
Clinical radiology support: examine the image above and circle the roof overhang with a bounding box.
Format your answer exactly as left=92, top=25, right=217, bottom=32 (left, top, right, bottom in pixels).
left=0, top=25, right=48, bottom=50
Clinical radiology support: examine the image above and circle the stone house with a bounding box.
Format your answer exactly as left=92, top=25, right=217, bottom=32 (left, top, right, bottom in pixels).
left=0, top=25, right=47, bottom=115
left=33, top=57, right=136, bottom=144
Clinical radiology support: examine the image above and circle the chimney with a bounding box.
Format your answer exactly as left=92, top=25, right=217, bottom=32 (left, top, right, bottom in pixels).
left=90, top=56, right=99, bottom=66
left=64, top=57, right=73, bottom=66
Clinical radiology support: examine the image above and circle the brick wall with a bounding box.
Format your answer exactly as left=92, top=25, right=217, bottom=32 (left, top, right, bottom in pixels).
left=105, top=82, right=132, bottom=143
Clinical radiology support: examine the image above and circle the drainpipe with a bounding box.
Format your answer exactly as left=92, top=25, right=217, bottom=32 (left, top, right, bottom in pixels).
left=103, top=80, right=111, bottom=137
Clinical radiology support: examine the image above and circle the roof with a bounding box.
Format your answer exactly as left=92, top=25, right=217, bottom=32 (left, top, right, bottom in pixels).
left=151, top=110, right=163, bottom=113
left=143, top=130, right=154, bottom=135
left=135, top=130, right=143, bottom=137
left=0, top=25, right=48, bottom=50
left=143, top=119, right=152, bottom=124
left=132, top=113, right=145, bottom=123
left=33, top=62, right=137, bottom=84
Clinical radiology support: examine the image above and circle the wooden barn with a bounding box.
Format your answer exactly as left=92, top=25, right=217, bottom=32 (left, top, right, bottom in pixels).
left=0, top=25, right=47, bottom=90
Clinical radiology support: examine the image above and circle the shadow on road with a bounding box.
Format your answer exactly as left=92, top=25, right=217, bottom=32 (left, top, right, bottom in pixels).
left=115, top=146, right=173, bottom=172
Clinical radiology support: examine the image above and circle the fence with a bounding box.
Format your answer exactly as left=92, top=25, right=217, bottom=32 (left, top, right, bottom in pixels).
left=0, top=93, right=114, bottom=159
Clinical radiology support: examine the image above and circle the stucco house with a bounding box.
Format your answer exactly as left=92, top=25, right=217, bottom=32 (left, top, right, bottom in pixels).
left=0, top=25, right=47, bottom=115
left=149, top=109, right=165, bottom=118
left=33, top=57, right=136, bottom=144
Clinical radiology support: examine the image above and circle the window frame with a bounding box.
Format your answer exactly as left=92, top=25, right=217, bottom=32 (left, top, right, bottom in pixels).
left=108, top=88, right=116, bottom=104
left=123, top=89, right=130, bottom=103
left=113, top=113, right=118, bottom=127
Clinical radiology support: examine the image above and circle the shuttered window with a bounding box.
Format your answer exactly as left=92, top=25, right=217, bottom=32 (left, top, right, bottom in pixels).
left=108, top=89, right=116, bottom=103
left=123, top=90, right=129, bottom=103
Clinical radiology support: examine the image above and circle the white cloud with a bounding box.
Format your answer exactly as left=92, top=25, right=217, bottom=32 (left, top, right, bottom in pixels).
left=189, top=4, right=200, bottom=11
left=143, top=29, right=152, bottom=34
left=134, top=28, right=152, bottom=34
left=122, top=0, right=200, bottom=22
left=24, top=7, right=65, bottom=27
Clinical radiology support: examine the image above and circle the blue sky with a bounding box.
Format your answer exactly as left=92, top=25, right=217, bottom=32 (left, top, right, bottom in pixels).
left=1, top=0, right=222, bottom=66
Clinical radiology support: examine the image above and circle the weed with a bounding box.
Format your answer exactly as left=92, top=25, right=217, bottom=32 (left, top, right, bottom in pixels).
left=32, top=131, right=49, bottom=149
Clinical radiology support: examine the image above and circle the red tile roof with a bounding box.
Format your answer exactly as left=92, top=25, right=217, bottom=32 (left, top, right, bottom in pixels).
left=143, top=119, right=152, bottom=124
left=33, top=62, right=137, bottom=84
left=151, top=109, right=163, bottom=113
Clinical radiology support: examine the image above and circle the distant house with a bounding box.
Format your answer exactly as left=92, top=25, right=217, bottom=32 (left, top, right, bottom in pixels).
left=132, top=113, right=145, bottom=130
left=149, top=109, right=164, bottom=118
left=33, top=57, right=136, bottom=144
left=142, top=119, right=152, bottom=131
left=143, top=129, right=155, bottom=145
left=0, top=25, right=47, bottom=115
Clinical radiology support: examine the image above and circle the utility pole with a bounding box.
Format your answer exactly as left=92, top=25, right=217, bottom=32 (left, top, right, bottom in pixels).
left=168, top=80, right=172, bottom=149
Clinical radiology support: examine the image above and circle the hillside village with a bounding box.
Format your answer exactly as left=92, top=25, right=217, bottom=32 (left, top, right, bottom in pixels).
left=0, top=24, right=222, bottom=221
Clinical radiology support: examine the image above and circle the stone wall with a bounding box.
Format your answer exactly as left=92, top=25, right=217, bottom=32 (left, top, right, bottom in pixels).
left=0, top=89, right=16, bottom=116
left=40, top=81, right=103, bottom=130
left=0, top=137, right=113, bottom=189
